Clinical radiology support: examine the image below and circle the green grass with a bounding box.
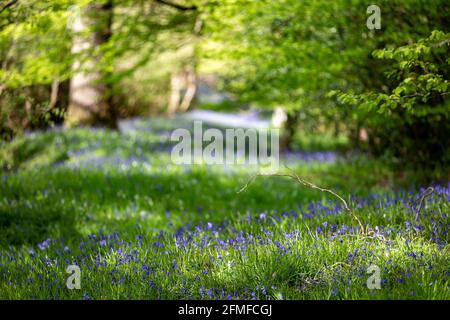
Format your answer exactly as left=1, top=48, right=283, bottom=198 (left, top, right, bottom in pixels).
left=0, top=121, right=449, bottom=299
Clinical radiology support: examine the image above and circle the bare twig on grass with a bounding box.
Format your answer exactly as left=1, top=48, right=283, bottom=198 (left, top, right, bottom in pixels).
left=410, top=187, right=434, bottom=222
left=238, top=167, right=366, bottom=234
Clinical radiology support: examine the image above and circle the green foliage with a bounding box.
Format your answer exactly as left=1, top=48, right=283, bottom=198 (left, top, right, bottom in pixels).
left=2, top=0, right=449, bottom=168
left=196, top=100, right=242, bottom=112
left=0, top=0, right=200, bottom=136
left=335, top=31, right=450, bottom=115
left=0, top=0, right=73, bottom=138
left=334, top=31, right=450, bottom=167
left=201, top=0, right=450, bottom=166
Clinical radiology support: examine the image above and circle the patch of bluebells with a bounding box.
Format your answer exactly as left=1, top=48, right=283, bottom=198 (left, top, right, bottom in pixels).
left=284, top=151, right=339, bottom=163
left=0, top=184, right=449, bottom=299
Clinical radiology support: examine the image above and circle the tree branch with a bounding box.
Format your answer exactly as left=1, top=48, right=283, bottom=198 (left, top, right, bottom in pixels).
left=155, top=0, right=197, bottom=11
left=0, top=0, right=18, bottom=14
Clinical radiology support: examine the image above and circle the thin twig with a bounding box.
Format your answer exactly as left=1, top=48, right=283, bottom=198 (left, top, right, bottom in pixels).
left=238, top=167, right=365, bottom=233
left=410, top=187, right=434, bottom=222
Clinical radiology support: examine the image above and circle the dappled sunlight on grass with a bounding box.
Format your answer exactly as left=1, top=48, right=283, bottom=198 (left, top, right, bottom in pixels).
left=0, top=119, right=449, bottom=299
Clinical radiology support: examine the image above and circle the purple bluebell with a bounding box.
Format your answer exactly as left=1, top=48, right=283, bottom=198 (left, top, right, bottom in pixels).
left=38, top=239, right=50, bottom=251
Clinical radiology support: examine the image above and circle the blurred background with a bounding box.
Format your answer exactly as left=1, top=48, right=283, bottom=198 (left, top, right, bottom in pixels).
left=0, top=0, right=448, bottom=178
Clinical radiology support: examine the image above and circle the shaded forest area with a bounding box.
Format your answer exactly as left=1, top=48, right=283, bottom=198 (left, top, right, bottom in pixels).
left=1, top=0, right=449, bottom=173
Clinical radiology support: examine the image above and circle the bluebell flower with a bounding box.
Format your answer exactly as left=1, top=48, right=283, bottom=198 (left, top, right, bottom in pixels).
left=408, top=251, right=417, bottom=259
left=405, top=221, right=411, bottom=232
left=175, top=227, right=184, bottom=239
left=38, top=239, right=50, bottom=251
left=332, top=287, right=337, bottom=296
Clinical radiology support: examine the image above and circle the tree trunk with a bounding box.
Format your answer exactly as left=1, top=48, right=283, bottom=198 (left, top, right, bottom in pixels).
left=66, top=1, right=116, bottom=128
left=49, top=78, right=59, bottom=109
left=167, top=16, right=201, bottom=115
left=271, top=106, right=287, bottom=128
left=351, top=121, right=361, bottom=150
left=179, top=65, right=197, bottom=112
left=167, top=71, right=183, bottom=116
left=280, top=110, right=299, bottom=151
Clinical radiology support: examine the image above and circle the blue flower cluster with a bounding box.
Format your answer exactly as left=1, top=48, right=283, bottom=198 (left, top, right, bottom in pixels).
left=0, top=183, right=449, bottom=299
